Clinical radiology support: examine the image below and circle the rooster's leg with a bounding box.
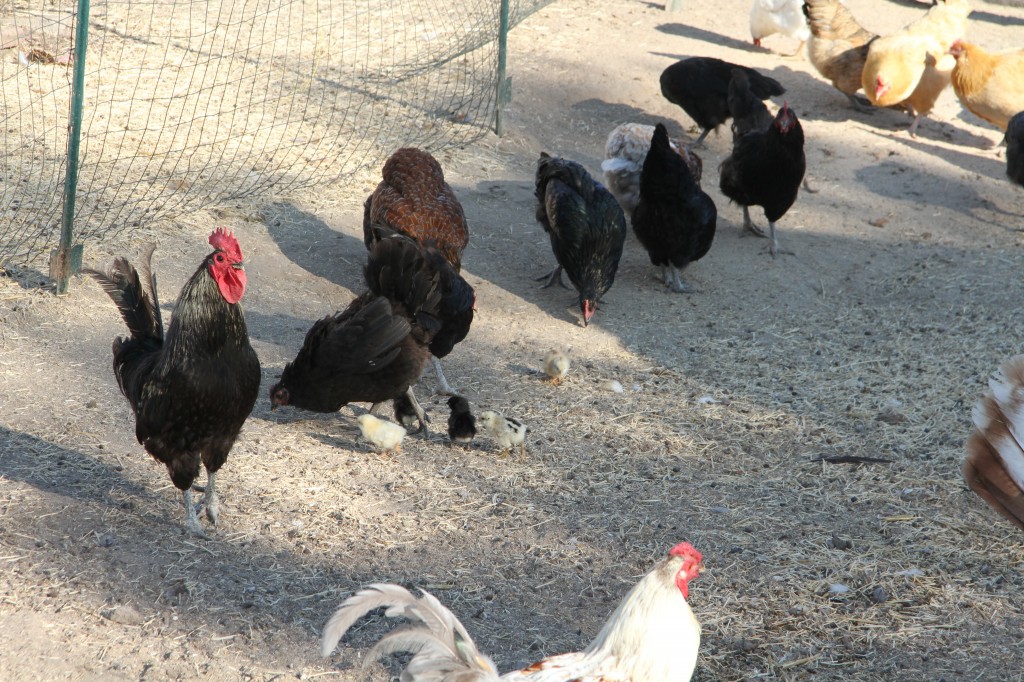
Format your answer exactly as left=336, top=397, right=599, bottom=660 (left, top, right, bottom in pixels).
left=907, top=114, right=923, bottom=138
left=404, top=387, right=429, bottom=435
left=741, top=206, right=769, bottom=239
left=201, top=471, right=219, bottom=526
left=845, top=93, right=874, bottom=114
left=181, top=489, right=208, bottom=538
left=667, top=266, right=699, bottom=293
left=431, top=356, right=456, bottom=396
left=691, top=128, right=710, bottom=148
left=535, top=266, right=568, bottom=289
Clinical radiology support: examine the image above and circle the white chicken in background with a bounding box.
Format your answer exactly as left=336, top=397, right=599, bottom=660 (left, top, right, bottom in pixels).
left=750, top=0, right=811, bottom=57
left=320, top=541, right=704, bottom=682
left=478, top=410, right=529, bottom=458
left=601, top=122, right=703, bottom=216
left=356, top=414, right=407, bottom=454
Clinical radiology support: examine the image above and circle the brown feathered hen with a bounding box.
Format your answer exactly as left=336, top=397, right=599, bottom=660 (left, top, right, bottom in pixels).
left=363, top=147, right=469, bottom=272
left=964, top=355, right=1024, bottom=532
left=803, top=0, right=877, bottom=111
left=950, top=40, right=1024, bottom=133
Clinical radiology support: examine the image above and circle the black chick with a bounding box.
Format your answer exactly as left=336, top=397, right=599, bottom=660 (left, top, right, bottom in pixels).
left=1007, top=111, right=1024, bottom=189
left=719, top=102, right=806, bottom=257
left=393, top=393, right=420, bottom=430
left=534, top=152, right=627, bottom=326
left=660, top=57, right=785, bottom=147
left=446, top=395, right=476, bottom=446
left=632, top=123, right=717, bottom=293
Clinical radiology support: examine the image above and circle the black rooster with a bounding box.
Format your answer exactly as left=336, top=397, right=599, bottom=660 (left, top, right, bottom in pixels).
left=719, top=102, right=806, bottom=257
left=269, top=236, right=442, bottom=433
left=534, top=152, right=627, bottom=326
left=632, top=123, right=717, bottom=293
left=86, top=229, right=261, bottom=537
left=1007, top=111, right=1024, bottom=189
left=660, top=57, right=785, bottom=147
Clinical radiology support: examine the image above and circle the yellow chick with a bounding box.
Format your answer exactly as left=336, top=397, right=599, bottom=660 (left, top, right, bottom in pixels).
left=477, top=410, right=528, bottom=458
left=356, top=414, right=406, bottom=454
left=543, top=349, right=570, bottom=384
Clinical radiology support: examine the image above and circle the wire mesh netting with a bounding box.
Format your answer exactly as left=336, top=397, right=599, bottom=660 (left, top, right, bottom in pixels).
left=0, top=0, right=552, bottom=267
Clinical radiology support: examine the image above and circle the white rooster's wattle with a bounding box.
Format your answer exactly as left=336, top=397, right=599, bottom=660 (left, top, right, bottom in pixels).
left=320, top=542, right=704, bottom=682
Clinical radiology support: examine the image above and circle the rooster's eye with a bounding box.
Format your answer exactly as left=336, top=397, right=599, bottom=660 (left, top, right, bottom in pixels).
left=215, top=254, right=225, bottom=262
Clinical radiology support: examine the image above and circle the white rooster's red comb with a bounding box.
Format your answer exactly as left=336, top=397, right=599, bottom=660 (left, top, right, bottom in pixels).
left=209, top=227, right=243, bottom=262
left=669, top=542, right=702, bottom=563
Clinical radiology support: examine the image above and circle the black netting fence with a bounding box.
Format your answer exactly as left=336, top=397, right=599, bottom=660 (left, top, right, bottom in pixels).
left=0, top=0, right=552, bottom=267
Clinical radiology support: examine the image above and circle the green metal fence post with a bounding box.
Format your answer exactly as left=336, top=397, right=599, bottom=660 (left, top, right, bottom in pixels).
left=51, top=0, right=90, bottom=295
left=495, top=0, right=511, bottom=136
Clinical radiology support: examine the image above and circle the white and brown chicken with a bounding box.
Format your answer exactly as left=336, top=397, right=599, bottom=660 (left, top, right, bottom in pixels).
left=601, top=123, right=703, bottom=217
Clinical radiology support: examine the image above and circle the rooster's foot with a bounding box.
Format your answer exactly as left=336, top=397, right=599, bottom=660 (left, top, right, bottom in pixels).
left=535, top=266, right=568, bottom=290
left=182, top=489, right=211, bottom=539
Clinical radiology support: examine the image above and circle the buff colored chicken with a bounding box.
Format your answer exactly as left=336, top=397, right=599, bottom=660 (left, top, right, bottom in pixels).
left=964, top=355, right=1024, bottom=531
left=321, top=542, right=704, bottom=682
left=950, top=41, right=1024, bottom=132
left=861, top=0, right=971, bottom=136
left=804, top=0, right=877, bottom=111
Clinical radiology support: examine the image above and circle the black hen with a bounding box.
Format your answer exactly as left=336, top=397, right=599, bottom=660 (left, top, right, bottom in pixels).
left=85, top=230, right=261, bottom=537
left=728, top=68, right=774, bottom=141
left=719, top=102, right=806, bottom=257
left=534, top=152, right=627, bottom=326
left=269, top=236, right=442, bottom=433
left=1007, top=111, right=1024, bottom=189
left=660, top=57, right=785, bottom=147
left=632, top=123, right=717, bottom=293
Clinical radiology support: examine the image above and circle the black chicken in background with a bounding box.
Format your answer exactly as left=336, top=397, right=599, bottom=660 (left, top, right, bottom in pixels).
left=728, top=68, right=775, bottom=140
left=631, top=123, right=717, bottom=293
left=534, top=152, right=627, bottom=326
left=85, top=229, right=261, bottom=537
left=719, top=102, right=806, bottom=257
left=660, top=56, right=785, bottom=147
left=1007, top=111, right=1024, bottom=189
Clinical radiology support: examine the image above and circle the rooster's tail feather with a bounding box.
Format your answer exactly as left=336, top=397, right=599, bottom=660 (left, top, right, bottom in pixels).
left=321, top=583, right=499, bottom=681
left=84, top=245, right=163, bottom=343
left=964, top=356, right=1024, bottom=531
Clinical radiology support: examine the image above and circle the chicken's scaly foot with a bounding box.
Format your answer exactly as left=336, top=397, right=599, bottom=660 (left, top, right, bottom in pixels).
left=667, top=266, right=700, bottom=293
left=182, top=489, right=210, bottom=539
left=762, top=221, right=795, bottom=258
left=431, top=355, right=456, bottom=396
left=741, top=206, right=769, bottom=239
left=690, top=128, right=710, bottom=148
left=535, top=266, right=568, bottom=290
left=202, top=471, right=219, bottom=526
left=846, top=93, right=874, bottom=114
left=404, top=387, right=430, bottom=437
left=907, top=113, right=923, bottom=138
left=785, top=40, right=806, bottom=59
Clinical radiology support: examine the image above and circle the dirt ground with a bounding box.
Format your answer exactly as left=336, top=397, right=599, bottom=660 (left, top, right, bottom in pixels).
left=3, top=0, right=1024, bottom=679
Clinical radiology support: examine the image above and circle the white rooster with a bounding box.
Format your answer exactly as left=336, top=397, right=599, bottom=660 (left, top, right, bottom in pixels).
left=321, top=542, right=704, bottom=681
left=750, top=0, right=811, bottom=57
left=964, top=355, right=1024, bottom=531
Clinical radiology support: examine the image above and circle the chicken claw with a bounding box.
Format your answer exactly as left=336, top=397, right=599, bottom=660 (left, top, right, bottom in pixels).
left=535, top=266, right=569, bottom=290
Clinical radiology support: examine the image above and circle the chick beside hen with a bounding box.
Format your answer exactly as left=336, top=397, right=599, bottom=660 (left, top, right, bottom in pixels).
left=477, top=410, right=528, bottom=458
left=803, top=0, right=877, bottom=111
left=632, top=123, right=717, bottom=292
left=543, top=349, right=571, bottom=384
left=357, top=414, right=406, bottom=454
left=1007, top=111, right=1024, bottom=188
left=660, top=57, right=785, bottom=147
left=950, top=41, right=1024, bottom=133
left=601, top=122, right=703, bottom=216
left=446, top=395, right=476, bottom=446
left=964, top=355, right=1024, bottom=531
left=534, top=152, right=627, bottom=327
left=750, top=0, right=810, bottom=56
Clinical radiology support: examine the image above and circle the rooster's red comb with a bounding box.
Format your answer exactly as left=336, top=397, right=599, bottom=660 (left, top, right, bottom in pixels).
left=669, top=542, right=702, bottom=563
left=209, top=227, right=243, bottom=261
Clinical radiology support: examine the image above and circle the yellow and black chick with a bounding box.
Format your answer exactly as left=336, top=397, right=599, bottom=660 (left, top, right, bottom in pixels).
left=447, top=395, right=476, bottom=446
left=393, top=393, right=421, bottom=430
